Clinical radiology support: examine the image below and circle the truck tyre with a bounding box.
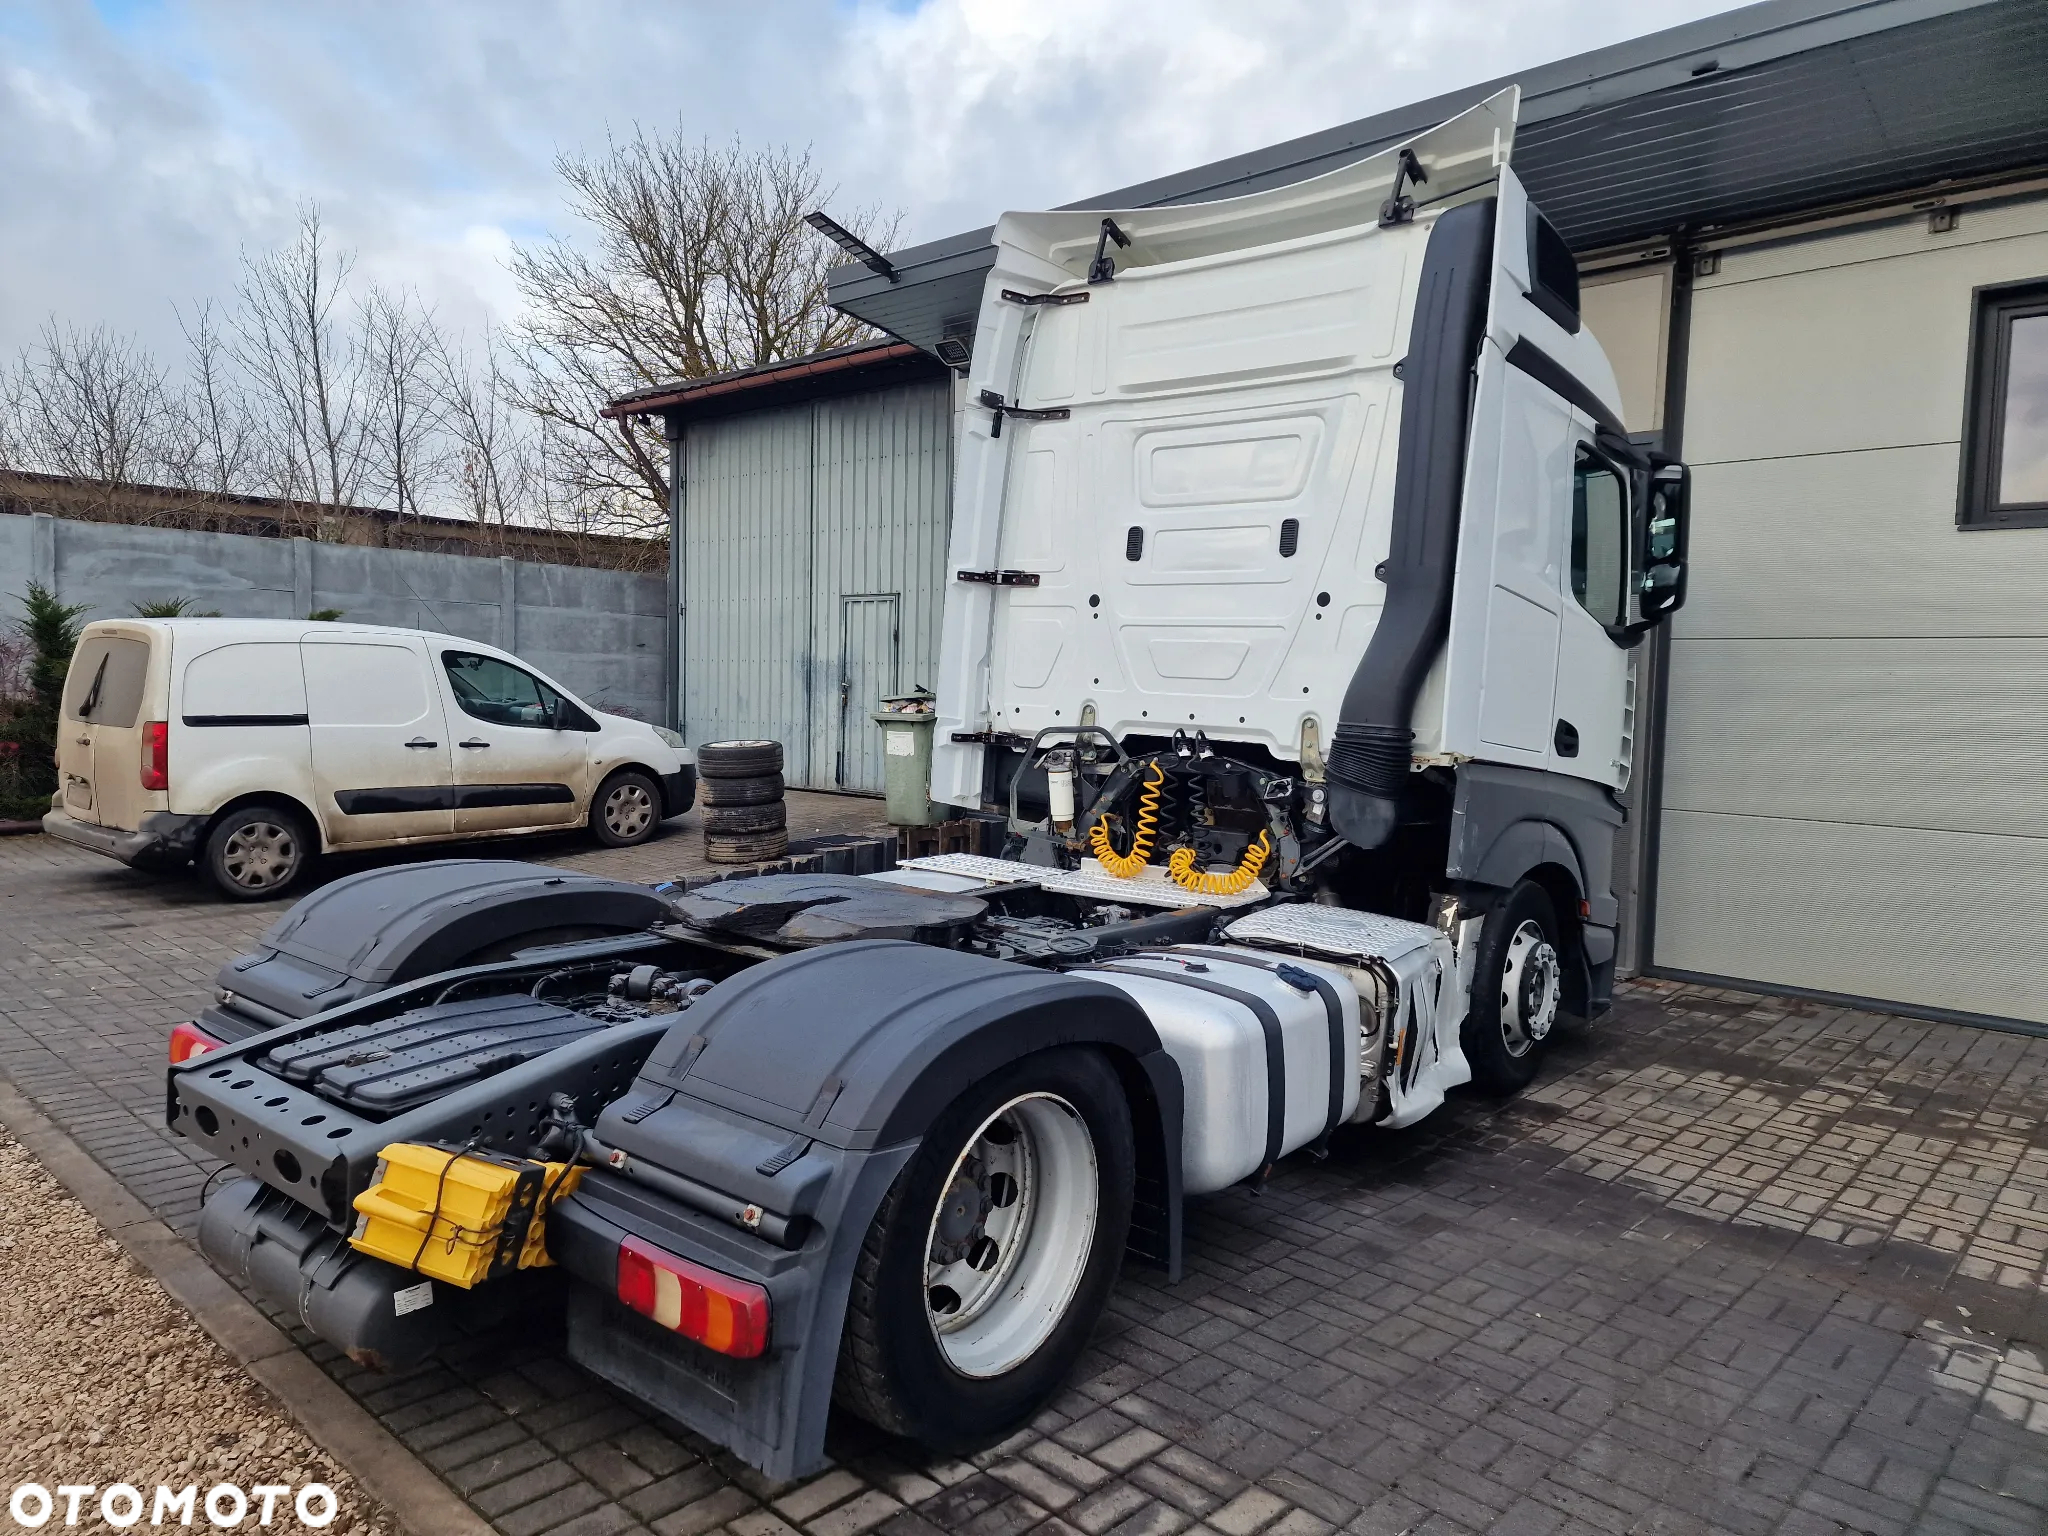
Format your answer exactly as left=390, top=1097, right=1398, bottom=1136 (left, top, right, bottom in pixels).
left=590, top=770, right=663, bottom=848
left=835, top=1046, right=1135, bottom=1451
left=704, top=828, right=788, bottom=864
left=702, top=802, right=787, bottom=835
left=204, top=803, right=313, bottom=902
left=1462, top=880, right=1563, bottom=1095
left=701, top=772, right=784, bottom=807
left=698, top=739, right=783, bottom=778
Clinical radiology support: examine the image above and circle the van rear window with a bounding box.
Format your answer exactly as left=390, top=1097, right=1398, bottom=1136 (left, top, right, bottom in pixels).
left=63, top=637, right=151, bottom=728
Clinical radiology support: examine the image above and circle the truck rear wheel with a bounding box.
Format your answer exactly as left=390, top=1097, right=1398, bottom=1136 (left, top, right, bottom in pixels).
left=1461, top=880, right=1563, bottom=1094
left=835, top=1047, right=1134, bottom=1450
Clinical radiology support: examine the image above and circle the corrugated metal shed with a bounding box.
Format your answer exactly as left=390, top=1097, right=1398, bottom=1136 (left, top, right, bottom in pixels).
left=670, top=373, right=954, bottom=791
left=830, top=0, right=2048, bottom=352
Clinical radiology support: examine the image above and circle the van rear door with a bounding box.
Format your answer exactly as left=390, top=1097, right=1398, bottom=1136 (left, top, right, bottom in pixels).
left=302, top=637, right=454, bottom=844
left=59, top=627, right=156, bottom=827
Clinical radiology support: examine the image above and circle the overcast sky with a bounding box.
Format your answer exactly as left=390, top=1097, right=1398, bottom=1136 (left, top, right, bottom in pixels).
left=0, top=0, right=1735, bottom=365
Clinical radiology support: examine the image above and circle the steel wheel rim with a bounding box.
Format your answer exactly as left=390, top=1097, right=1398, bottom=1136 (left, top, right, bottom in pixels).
left=221, top=821, right=296, bottom=890
left=1499, top=919, right=1560, bottom=1056
left=605, top=783, right=654, bottom=838
left=924, top=1092, right=1098, bottom=1379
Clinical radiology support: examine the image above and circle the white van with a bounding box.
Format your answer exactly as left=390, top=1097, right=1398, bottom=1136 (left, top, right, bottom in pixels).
left=41, top=619, right=696, bottom=900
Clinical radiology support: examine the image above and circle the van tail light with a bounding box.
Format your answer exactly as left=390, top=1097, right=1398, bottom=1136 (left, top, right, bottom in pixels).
left=616, top=1236, right=769, bottom=1358
left=140, top=720, right=169, bottom=791
left=169, top=1021, right=223, bottom=1065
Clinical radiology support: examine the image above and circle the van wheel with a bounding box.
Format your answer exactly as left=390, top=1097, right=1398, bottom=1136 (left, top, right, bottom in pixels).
left=591, top=770, right=662, bottom=847
left=835, top=1047, right=1133, bottom=1451
left=1461, top=880, right=1563, bottom=1095
left=204, top=805, right=311, bottom=901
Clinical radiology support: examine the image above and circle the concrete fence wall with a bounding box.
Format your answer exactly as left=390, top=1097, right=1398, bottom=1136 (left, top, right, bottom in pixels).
left=1, top=512, right=668, bottom=721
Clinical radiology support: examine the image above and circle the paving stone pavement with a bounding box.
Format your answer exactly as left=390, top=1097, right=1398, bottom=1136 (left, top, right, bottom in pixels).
left=2, top=809, right=2045, bottom=1536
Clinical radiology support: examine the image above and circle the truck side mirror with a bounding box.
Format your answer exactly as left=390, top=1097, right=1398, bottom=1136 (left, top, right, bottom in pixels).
left=1636, top=461, right=1690, bottom=624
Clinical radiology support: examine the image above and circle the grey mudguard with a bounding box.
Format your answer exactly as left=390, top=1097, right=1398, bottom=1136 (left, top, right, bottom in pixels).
left=1447, top=761, right=1625, bottom=1013
left=205, top=859, right=666, bottom=1036
left=1446, top=762, right=1622, bottom=924
left=549, top=939, right=1185, bottom=1481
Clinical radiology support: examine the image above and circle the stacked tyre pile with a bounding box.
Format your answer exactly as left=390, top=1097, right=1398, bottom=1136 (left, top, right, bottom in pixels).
left=699, top=740, right=788, bottom=864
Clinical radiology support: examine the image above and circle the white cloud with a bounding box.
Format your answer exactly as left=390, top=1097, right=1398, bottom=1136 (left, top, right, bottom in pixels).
left=0, top=0, right=1736, bottom=367
left=829, top=0, right=1732, bottom=238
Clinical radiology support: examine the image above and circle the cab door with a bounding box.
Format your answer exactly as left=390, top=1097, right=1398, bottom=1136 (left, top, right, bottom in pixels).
left=435, top=648, right=589, bottom=833
left=1548, top=419, right=1633, bottom=785
left=302, top=637, right=453, bottom=844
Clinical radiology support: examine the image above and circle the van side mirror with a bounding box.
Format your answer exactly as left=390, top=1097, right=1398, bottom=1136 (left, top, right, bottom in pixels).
left=550, top=698, right=595, bottom=732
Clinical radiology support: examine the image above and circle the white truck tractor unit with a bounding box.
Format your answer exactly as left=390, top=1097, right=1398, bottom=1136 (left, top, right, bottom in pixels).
left=166, top=90, right=1690, bottom=1483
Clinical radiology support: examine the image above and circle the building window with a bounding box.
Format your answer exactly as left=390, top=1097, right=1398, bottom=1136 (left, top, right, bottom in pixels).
left=1960, top=280, right=2048, bottom=528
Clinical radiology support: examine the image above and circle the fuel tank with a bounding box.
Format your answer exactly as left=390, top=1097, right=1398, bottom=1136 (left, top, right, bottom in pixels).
left=1079, top=945, right=1363, bottom=1193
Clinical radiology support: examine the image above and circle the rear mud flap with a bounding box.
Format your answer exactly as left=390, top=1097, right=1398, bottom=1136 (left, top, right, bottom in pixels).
left=552, top=1148, right=914, bottom=1483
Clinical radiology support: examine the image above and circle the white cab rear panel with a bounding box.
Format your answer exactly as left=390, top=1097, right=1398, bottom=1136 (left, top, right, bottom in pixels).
left=935, top=85, right=1638, bottom=802
left=933, top=92, right=1519, bottom=805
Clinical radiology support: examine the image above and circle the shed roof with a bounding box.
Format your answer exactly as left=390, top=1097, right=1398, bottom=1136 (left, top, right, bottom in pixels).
left=603, top=340, right=947, bottom=422
left=829, top=0, right=2048, bottom=353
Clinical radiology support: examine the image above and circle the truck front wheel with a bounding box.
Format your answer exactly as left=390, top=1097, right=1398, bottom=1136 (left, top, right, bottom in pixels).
left=1461, top=880, right=1563, bottom=1095
left=835, top=1048, right=1134, bottom=1450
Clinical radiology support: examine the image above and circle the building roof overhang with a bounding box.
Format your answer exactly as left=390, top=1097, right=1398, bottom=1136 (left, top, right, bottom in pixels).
left=827, top=0, right=2048, bottom=353
left=604, top=340, right=948, bottom=424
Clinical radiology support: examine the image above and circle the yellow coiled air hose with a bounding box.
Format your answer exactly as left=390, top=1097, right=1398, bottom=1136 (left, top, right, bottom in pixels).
left=1167, top=830, right=1273, bottom=896
left=1088, top=762, right=1166, bottom=878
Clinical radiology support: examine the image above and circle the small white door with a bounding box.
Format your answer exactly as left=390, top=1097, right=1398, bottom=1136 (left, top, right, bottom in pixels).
left=1549, top=420, right=1633, bottom=780
left=303, top=638, right=453, bottom=843
left=435, top=648, right=588, bottom=832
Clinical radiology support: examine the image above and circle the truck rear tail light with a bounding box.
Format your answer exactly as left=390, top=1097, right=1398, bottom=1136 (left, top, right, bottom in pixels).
left=616, top=1236, right=769, bottom=1358
left=169, top=1021, right=223, bottom=1064
left=140, top=720, right=169, bottom=791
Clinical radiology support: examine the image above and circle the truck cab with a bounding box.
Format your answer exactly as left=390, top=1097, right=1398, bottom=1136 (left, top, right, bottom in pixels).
left=934, top=86, right=1688, bottom=1072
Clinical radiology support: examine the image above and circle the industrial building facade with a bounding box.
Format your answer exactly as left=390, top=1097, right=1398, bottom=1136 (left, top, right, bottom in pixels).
left=615, top=0, right=2048, bottom=1032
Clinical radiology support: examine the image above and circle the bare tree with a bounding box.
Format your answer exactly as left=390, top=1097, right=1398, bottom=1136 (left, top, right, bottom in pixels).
left=358, top=285, right=446, bottom=522
left=233, top=204, right=369, bottom=518
left=173, top=300, right=261, bottom=496
left=4, top=322, right=179, bottom=503
left=436, top=325, right=533, bottom=532
left=509, top=132, right=898, bottom=535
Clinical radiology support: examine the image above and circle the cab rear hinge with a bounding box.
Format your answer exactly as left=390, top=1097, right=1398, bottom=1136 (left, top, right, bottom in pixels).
left=1001, top=289, right=1090, bottom=307
left=1378, top=147, right=1429, bottom=227
left=956, top=568, right=1042, bottom=588
left=977, top=389, right=1070, bottom=439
